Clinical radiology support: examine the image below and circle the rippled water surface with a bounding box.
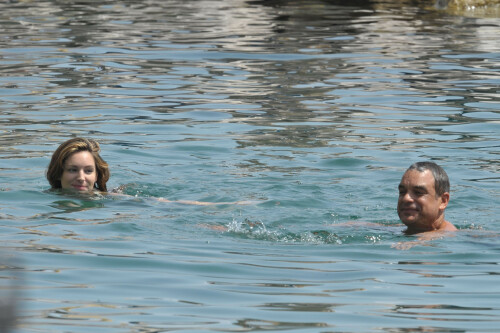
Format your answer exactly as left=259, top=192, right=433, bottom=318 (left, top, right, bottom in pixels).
left=1, top=0, right=499, bottom=332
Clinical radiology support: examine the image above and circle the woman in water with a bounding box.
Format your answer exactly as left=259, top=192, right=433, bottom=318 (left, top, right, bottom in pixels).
left=46, top=137, right=250, bottom=206
left=47, top=137, right=109, bottom=193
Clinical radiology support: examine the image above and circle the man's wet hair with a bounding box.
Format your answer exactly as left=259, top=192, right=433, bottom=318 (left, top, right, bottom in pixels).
left=407, top=161, right=450, bottom=196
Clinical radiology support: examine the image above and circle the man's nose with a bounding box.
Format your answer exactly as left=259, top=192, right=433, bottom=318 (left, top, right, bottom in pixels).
left=401, top=192, right=414, bottom=202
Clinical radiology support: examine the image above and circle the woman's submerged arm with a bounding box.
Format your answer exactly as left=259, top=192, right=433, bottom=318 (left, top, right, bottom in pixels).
left=158, top=197, right=255, bottom=206
left=109, top=189, right=254, bottom=206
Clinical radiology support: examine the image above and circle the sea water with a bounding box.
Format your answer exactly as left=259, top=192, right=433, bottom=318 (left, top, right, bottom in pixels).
left=1, top=0, right=499, bottom=332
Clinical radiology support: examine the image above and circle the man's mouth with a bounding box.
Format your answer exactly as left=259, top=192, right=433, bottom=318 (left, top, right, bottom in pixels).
left=400, top=206, right=418, bottom=214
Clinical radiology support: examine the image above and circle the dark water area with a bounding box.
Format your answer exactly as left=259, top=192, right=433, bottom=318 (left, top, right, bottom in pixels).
left=1, top=0, right=499, bottom=332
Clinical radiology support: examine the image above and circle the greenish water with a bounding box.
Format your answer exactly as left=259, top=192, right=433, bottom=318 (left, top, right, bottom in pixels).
left=1, top=0, right=499, bottom=332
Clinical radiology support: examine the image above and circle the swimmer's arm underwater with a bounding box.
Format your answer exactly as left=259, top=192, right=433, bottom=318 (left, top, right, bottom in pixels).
left=157, top=197, right=254, bottom=206
left=329, top=221, right=457, bottom=250
left=110, top=186, right=254, bottom=206
left=392, top=229, right=457, bottom=250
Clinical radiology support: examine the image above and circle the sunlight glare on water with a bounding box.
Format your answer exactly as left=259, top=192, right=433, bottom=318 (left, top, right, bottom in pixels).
left=0, top=0, right=499, bottom=332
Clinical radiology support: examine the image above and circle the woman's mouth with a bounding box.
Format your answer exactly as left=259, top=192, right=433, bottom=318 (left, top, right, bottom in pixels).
left=72, top=184, right=88, bottom=191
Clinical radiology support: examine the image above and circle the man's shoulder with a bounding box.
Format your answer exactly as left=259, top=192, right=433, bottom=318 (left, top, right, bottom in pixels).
left=441, top=220, right=457, bottom=231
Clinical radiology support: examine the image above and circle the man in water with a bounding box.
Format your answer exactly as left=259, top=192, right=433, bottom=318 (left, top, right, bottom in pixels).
left=397, top=161, right=457, bottom=234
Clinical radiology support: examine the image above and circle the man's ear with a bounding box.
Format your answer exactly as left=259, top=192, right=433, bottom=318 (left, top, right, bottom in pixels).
left=439, top=192, right=450, bottom=210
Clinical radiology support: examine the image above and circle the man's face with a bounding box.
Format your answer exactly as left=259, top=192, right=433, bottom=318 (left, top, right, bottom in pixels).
left=397, top=169, right=448, bottom=232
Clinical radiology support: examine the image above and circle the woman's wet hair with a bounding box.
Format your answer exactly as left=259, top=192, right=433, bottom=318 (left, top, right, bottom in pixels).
left=46, top=137, right=110, bottom=191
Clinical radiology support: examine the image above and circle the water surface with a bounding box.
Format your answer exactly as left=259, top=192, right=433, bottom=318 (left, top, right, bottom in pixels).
left=1, top=0, right=499, bottom=332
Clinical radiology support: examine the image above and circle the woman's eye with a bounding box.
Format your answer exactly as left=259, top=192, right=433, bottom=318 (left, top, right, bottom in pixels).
left=85, top=169, right=95, bottom=174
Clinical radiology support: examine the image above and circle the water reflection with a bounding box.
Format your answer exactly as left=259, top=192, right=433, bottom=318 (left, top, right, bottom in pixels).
left=234, top=317, right=330, bottom=330
left=1, top=0, right=498, bottom=162
left=0, top=253, right=21, bottom=333
left=1, top=0, right=500, bottom=332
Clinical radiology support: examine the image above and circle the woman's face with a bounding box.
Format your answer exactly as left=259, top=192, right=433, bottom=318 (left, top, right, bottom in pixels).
left=60, top=151, right=98, bottom=192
